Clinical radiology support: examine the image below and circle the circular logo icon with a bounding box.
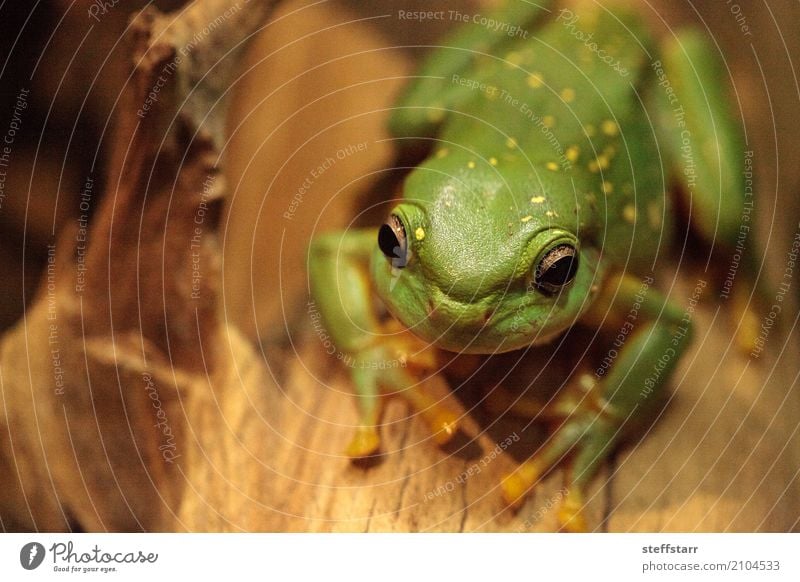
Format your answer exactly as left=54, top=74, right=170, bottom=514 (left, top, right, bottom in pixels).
left=20, top=542, right=45, bottom=570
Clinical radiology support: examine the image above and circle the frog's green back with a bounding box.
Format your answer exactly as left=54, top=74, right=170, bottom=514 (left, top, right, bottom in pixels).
left=397, top=5, right=675, bottom=275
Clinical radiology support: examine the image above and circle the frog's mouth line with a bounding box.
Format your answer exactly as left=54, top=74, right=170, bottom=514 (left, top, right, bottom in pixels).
left=388, top=290, right=570, bottom=355
left=375, top=248, right=578, bottom=354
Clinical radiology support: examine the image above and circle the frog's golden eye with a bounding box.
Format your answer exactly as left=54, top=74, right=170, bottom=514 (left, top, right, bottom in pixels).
left=378, top=214, right=408, bottom=268
left=534, top=244, right=578, bottom=294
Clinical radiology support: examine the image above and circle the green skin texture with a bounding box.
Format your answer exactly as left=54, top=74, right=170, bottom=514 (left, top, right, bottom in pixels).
left=309, top=1, right=745, bottom=513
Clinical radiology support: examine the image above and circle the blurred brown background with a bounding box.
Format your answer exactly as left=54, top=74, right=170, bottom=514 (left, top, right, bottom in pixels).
left=0, top=0, right=799, bottom=531
left=1, top=0, right=797, bottom=337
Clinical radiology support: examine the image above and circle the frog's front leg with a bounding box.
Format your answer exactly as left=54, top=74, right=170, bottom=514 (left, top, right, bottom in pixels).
left=308, top=230, right=459, bottom=458
left=502, top=273, right=692, bottom=532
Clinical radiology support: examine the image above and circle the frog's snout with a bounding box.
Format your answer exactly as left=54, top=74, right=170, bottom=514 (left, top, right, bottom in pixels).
left=397, top=285, right=509, bottom=353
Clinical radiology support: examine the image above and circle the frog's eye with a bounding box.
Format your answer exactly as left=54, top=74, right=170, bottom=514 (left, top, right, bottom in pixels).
left=534, top=244, right=578, bottom=294
left=378, top=214, right=408, bottom=267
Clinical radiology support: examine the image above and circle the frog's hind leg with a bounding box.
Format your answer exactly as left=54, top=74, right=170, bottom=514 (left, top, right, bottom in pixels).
left=500, top=378, right=618, bottom=532
left=653, top=31, right=762, bottom=352
left=654, top=30, right=745, bottom=249
left=502, top=273, right=693, bottom=532
left=389, top=1, right=555, bottom=139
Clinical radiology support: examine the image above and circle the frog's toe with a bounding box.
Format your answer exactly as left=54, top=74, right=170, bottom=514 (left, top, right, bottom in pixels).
left=557, top=489, right=588, bottom=533
left=345, top=426, right=381, bottom=459
left=732, top=291, right=762, bottom=354
left=501, top=460, right=543, bottom=508
left=397, top=374, right=461, bottom=447
left=425, top=406, right=459, bottom=445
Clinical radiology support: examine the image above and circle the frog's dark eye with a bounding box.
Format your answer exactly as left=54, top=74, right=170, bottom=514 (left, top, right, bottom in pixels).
left=534, top=244, right=578, bottom=294
left=378, top=214, right=408, bottom=267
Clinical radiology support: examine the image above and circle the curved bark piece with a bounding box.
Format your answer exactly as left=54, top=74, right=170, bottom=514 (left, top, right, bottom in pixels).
left=0, top=0, right=278, bottom=532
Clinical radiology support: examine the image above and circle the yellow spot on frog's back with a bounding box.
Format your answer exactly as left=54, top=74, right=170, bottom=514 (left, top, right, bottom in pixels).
left=602, top=181, right=614, bottom=194
left=531, top=195, right=546, bottom=204
left=545, top=210, right=558, bottom=218
left=426, top=108, right=444, bottom=123
left=648, top=201, right=663, bottom=228
left=467, top=161, right=476, bottom=169
left=543, top=115, right=556, bottom=128
left=521, top=215, right=533, bottom=223
left=565, top=145, right=580, bottom=162
left=596, top=154, right=610, bottom=170
left=560, top=87, right=575, bottom=103
left=527, top=72, right=544, bottom=88
left=579, top=373, right=596, bottom=391
left=505, top=51, right=523, bottom=66
left=436, top=148, right=449, bottom=159
left=546, top=161, right=559, bottom=171
left=623, top=204, right=636, bottom=224
left=415, top=227, right=426, bottom=241
left=506, top=137, right=518, bottom=149
left=601, top=120, right=619, bottom=136
left=588, top=160, right=599, bottom=173
left=489, top=157, right=498, bottom=166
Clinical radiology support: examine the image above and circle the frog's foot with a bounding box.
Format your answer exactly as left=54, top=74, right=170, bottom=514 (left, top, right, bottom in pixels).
left=500, top=416, right=592, bottom=508
left=400, top=374, right=460, bottom=445
left=556, top=487, right=590, bottom=533
left=345, top=426, right=382, bottom=459
left=345, top=325, right=459, bottom=458
left=502, top=418, right=615, bottom=532
left=345, top=376, right=385, bottom=459
left=731, top=285, right=762, bottom=355
left=501, top=381, right=618, bottom=532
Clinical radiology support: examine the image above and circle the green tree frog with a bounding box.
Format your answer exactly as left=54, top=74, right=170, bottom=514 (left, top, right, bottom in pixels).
left=309, top=1, right=750, bottom=531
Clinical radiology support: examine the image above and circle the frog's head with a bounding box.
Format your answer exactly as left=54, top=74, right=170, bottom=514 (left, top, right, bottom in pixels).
left=371, top=158, right=600, bottom=354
